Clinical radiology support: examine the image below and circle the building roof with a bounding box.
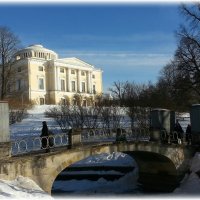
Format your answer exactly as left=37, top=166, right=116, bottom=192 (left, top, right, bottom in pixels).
left=14, top=44, right=58, bottom=57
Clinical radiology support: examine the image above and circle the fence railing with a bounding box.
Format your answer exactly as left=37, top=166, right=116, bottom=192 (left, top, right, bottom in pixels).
left=11, top=127, right=151, bottom=155
left=11, top=133, right=69, bottom=155
left=81, top=128, right=150, bottom=143
left=160, top=130, right=184, bottom=144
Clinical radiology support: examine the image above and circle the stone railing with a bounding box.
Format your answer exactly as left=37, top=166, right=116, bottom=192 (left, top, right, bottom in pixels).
left=81, top=127, right=150, bottom=143
left=11, top=127, right=151, bottom=156
left=160, top=130, right=184, bottom=144
left=11, top=133, right=68, bottom=155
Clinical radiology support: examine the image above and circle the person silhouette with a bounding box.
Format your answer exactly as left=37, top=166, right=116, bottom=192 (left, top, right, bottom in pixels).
left=40, top=121, right=50, bottom=151
left=186, top=124, right=192, bottom=145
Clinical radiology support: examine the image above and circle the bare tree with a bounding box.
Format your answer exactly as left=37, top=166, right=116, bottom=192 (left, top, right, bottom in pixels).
left=175, top=4, right=200, bottom=97
left=0, top=26, right=21, bottom=100
left=109, top=81, right=129, bottom=106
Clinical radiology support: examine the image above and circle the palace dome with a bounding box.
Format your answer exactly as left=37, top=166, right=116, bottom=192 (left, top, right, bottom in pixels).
left=14, top=44, right=58, bottom=60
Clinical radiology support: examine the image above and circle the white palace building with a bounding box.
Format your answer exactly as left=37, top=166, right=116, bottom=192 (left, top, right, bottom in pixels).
left=7, top=44, right=103, bottom=105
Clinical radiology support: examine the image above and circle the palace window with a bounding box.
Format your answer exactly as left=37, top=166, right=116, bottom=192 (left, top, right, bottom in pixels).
left=82, top=82, right=86, bottom=93
left=17, top=79, right=22, bottom=91
left=71, top=70, right=75, bottom=75
left=17, top=67, right=22, bottom=72
left=40, top=98, right=45, bottom=105
left=38, top=66, right=43, bottom=71
left=73, top=98, right=77, bottom=106
left=71, top=81, right=76, bottom=92
left=93, top=85, right=96, bottom=94
left=81, top=71, right=85, bottom=76
left=60, top=68, right=64, bottom=73
left=92, top=74, right=95, bottom=79
left=61, top=98, right=66, bottom=105
left=38, top=78, right=44, bottom=90
left=82, top=99, right=87, bottom=107
left=61, top=79, right=65, bottom=91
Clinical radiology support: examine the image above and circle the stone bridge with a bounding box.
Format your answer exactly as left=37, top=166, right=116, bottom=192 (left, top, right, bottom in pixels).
left=0, top=141, right=195, bottom=194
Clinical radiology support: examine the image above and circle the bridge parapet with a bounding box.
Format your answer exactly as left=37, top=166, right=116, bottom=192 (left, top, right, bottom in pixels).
left=11, top=127, right=151, bottom=155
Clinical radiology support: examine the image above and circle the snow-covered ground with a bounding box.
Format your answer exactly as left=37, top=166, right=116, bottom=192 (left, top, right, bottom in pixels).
left=10, top=105, right=62, bottom=139
left=3, top=105, right=200, bottom=198
left=0, top=176, right=52, bottom=199
left=173, top=152, right=200, bottom=195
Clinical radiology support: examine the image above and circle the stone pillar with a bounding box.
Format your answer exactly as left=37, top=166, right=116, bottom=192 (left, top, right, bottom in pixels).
left=170, top=111, right=176, bottom=133
left=0, top=101, right=11, bottom=157
left=150, top=109, right=171, bottom=141
left=190, top=104, right=200, bottom=144
left=68, top=129, right=81, bottom=149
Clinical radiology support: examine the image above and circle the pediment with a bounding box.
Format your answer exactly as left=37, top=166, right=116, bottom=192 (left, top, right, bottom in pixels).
left=57, top=57, right=94, bottom=69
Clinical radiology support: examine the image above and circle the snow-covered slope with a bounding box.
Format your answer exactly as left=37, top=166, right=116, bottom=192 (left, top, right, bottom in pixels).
left=0, top=176, right=52, bottom=199
left=10, top=105, right=61, bottom=139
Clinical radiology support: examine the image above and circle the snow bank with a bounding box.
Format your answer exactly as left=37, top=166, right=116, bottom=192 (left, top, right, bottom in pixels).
left=190, top=152, right=200, bottom=173
left=53, top=171, right=139, bottom=195
left=0, top=176, right=52, bottom=199
left=173, top=173, right=200, bottom=194
left=173, top=152, right=200, bottom=195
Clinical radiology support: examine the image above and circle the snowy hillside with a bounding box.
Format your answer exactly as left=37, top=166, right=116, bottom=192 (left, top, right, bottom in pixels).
left=10, top=105, right=62, bottom=139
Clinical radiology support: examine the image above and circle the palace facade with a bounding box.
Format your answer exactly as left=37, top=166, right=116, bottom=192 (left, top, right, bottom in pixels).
left=7, top=44, right=103, bottom=105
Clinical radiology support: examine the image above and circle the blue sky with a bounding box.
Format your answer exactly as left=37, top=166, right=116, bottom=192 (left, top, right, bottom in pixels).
left=0, top=3, right=185, bottom=92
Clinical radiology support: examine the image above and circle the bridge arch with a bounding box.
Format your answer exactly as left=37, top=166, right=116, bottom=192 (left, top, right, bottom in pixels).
left=51, top=151, right=138, bottom=194
left=46, top=143, right=183, bottom=194
left=126, top=151, right=177, bottom=175
left=124, top=151, right=178, bottom=192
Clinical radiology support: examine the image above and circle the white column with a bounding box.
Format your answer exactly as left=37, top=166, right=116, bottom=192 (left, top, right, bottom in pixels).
left=77, top=69, right=81, bottom=92
left=67, top=68, right=71, bottom=92
left=57, top=67, right=60, bottom=90
left=87, top=71, right=90, bottom=93
left=54, top=66, right=58, bottom=91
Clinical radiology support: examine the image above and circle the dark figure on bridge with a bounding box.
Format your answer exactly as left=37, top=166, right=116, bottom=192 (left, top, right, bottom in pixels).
left=174, top=120, right=184, bottom=144
left=41, top=121, right=50, bottom=151
left=115, top=128, right=127, bottom=142
left=186, top=124, right=192, bottom=145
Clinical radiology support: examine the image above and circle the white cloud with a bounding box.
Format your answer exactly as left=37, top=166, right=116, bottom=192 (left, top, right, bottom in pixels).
left=58, top=49, right=173, bottom=68
left=61, top=33, right=174, bottom=43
